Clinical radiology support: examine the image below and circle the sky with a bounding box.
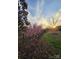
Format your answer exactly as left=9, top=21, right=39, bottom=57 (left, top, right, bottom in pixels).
left=25, top=0, right=61, bottom=24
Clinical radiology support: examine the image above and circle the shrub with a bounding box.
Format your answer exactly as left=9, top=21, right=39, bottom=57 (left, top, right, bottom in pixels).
left=19, top=39, right=56, bottom=59
left=24, top=25, right=44, bottom=39
left=18, top=25, right=57, bottom=59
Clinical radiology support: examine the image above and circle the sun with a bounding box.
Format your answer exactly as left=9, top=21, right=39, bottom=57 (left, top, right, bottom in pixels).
left=52, top=25, right=56, bottom=29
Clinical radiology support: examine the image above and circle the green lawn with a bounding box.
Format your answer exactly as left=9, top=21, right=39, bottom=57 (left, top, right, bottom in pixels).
left=41, top=31, right=61, bottom=49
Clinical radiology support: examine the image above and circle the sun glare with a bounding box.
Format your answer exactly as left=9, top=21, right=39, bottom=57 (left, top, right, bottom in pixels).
left=37, top=16, right=60, bottom=29
left=52, top=25, right=56, bottom=29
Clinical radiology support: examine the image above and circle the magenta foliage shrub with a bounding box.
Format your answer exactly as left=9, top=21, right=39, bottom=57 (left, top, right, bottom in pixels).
left=18, top=25, right=56, bottom=59
left=19, top=39, right=55, bottom=59
left=24, top=25, right=44, bottom=39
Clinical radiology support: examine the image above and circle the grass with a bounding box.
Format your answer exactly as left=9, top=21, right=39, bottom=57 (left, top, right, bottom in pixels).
left=41, top=31, right=61, bottom=49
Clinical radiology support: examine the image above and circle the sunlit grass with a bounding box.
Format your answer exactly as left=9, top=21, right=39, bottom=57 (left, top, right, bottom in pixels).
left=41, top=31, right=61, bottom=49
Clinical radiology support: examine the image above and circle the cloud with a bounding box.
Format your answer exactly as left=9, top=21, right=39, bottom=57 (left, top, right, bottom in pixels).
left=27, top=0, right=61, bottom=26
left=27, top=0, right=45, bottom=24
left=35, top=0, right=45, bottom=17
